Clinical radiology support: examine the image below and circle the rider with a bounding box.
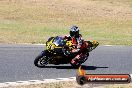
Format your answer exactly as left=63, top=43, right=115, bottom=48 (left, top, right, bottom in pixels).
left=63, top=25, right=88, bottom=64
left=64, top=26, right=83, bottom=52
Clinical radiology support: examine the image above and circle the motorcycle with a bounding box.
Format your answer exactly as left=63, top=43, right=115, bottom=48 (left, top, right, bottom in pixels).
left=34, top=36, right=99, bottom=68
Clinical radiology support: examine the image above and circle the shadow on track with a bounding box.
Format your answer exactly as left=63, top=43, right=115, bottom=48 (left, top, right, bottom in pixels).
left=42, top=65, right=108, bottom=70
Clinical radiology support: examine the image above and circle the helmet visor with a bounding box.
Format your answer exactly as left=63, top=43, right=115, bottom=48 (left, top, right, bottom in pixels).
left=70, top=31, right=79, bottom=37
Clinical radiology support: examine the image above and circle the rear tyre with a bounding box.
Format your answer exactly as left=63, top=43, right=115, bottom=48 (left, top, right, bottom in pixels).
left=34, top=50, right=50, bottom=68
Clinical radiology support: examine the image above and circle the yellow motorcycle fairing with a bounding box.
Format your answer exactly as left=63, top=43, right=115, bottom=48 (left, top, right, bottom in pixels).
left=46, top=37, right=62, bottom=52
left=66, top=40, right=76, bottom=50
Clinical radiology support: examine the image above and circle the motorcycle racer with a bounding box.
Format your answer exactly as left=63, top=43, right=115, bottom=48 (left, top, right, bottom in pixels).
left=63, top=25, right=88, bottom=65
left=64, top=26, right=82, bottom=52
left=34, top=26, right=99, bottom=68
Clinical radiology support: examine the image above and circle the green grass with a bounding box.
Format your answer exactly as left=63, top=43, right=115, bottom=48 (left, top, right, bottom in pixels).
left=0, top=0, right=132, bottom=45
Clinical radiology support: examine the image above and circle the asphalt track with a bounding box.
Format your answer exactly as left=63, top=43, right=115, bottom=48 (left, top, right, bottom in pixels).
left=0, top=44, right=132, bottom=83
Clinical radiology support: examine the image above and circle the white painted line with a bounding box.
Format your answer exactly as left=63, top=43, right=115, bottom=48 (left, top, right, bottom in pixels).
left=11, top=43, right=46, bottom=46
left=104, top=45, right=114, bottom=46
left=34, top=43, right=46, bottom=45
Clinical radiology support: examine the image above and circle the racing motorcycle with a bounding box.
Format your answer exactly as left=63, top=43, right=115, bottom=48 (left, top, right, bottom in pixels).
left=34, top=36, right=99, bottom=68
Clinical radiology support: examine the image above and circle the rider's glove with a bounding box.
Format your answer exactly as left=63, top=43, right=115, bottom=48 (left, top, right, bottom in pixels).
left=91, top=41, right=99, bottom=50
left=92, top=41, right=99, bottom=47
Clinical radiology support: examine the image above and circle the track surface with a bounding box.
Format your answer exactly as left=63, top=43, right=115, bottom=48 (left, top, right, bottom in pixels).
left=0, top=44, right=132, bottom=83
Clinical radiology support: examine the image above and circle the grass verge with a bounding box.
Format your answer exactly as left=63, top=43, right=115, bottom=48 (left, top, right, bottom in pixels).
left=0, top=0, right=132, bottom=45
left=3, top=81, right=132, bottom=88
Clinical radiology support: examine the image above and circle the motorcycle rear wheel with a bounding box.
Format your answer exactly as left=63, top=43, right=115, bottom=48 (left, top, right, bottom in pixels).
left=34, top=51, right=49, bottom=68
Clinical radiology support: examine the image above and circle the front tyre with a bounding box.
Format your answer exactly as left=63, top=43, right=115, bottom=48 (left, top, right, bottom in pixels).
left=34, top=51, right=49, bottom=68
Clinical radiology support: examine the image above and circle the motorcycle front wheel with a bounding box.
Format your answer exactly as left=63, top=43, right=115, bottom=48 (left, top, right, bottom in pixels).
left=34, top=50, right=50, bottom=68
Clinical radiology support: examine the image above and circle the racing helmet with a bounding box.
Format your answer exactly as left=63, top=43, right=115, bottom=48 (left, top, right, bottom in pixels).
left=70, top=25, right=79, bottom=37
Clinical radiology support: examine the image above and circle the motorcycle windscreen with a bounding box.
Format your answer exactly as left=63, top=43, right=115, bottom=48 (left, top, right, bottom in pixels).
left=53, top=36, right=66, bottom=47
